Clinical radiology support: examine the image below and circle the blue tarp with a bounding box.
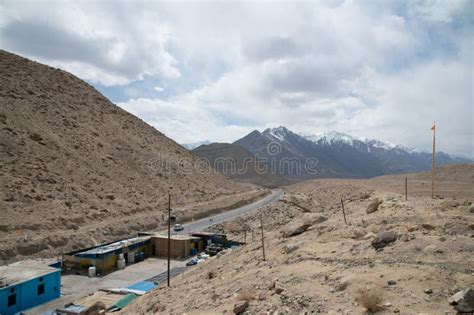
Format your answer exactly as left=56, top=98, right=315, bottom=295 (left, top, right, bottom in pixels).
left=126, top=280, right=156, bottom=292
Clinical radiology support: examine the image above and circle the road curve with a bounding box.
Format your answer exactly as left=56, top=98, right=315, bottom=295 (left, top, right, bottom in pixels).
left=171, top=190, right=283, bottom=235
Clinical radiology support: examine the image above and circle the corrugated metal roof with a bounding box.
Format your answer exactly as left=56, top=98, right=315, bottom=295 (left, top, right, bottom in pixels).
left=127, top=280, right=156, bottom=293
left=0, top=261, right=59, bottom=288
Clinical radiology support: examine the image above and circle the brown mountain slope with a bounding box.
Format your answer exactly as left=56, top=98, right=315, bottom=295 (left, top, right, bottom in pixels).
left=192, top=143, right=292, bottom=188
left=0, top=50, right=262, bottom=263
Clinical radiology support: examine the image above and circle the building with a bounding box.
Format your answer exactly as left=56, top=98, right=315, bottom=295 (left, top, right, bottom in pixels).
left=0, top=261, right=61, bottom=315
left=152, top=234, right=204, bottom=258
left=63, top=236, right=152, bottom=275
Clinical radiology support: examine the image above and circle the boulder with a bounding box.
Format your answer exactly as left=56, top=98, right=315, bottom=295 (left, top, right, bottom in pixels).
left=371, top=231, right=397, bottom=249
left=233, top=300, right=249, bottom=314
left=281, top=214, right=327, bottom=238
left=281, top=223, right=312, bottom=238
left=366, top=199, right=382, bottom=214
left=449, top=288, right=474, bottom=313
left=301, top=213, right=328, bottom=225
left=469, top=204, right=474, bottom=214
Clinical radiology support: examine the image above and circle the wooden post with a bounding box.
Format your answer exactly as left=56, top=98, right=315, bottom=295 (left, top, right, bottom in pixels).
left=340, top=198, right=347, bottom=225
left=405, top=177, right=408, bottom=201
left=260, top=213, right=266, bottom=261
left=431, top=122, right=436, bottom=198
left=167, top=193, right=171, bottom=287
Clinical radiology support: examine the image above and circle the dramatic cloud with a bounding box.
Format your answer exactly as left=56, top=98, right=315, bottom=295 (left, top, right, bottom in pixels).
left=1, top=0, right=472, bottom=156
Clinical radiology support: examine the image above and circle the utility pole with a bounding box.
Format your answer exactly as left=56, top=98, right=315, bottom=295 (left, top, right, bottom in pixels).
left=340, top=197, right=347, bottom=225
left=431, top=122, right=436, bottom=198
left=167, top=193, right=171, bottom=287
left=405, top=177, right=408, bottom=201
left=260, top=212, right=266, bottom=261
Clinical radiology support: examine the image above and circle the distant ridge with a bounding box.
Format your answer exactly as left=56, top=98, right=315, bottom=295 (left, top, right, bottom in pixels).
left=232, top=126, right=472, bottom=180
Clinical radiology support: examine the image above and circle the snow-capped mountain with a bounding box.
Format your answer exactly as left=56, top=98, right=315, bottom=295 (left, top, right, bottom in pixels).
left=233, top=126, right=471, bottom=180
left=181, top=140, right=211, bottom=150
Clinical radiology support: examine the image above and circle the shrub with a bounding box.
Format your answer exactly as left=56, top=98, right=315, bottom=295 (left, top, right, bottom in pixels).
left=236, top=289, right=255, bottom=302
left=357, top=285, right=384, bottom=312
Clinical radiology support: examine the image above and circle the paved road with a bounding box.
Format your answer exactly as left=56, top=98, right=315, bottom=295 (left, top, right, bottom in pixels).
left=168, top=189, right=283, bottom=235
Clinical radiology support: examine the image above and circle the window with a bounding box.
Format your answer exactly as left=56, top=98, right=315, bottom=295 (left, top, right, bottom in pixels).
left=8, top=294, right=16, bottom=307
left=37, top=283, right=45, bottom=295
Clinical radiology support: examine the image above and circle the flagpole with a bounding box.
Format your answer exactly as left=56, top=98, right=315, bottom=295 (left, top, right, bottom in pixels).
left=431, top=122, right=436, bottom=199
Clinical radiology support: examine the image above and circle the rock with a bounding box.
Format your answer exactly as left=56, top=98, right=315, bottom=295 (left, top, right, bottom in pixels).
left=449, top=288, right=474, bottom=313
left=274, top=284, right=285, bottom=294
left=387, top=280, right=397, bottom=286
left=468, top=204, right=474, bottom=214
left=301, top=213, right=328, bottom=225
left=29, top=133, right=43, bottom=142
left=233, top=301, right=249, bottom=314
left=281, top=223, right=311, bottom=238
left=372, top=231, right=397, bottom=249
left=421, top=223, right=436, bottom=230
left=424, top=288, right=433, bottom=294
left=283, top=244, right=298, bottom=254
left=366, top=199, right=382, bottom=214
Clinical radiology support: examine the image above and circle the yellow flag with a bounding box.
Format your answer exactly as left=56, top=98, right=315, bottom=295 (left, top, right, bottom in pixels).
left=431, top=122, right=435, bottom=131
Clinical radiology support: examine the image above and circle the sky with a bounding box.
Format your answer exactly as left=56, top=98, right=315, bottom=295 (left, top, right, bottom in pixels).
left=1, top=0, right=472, bottom=157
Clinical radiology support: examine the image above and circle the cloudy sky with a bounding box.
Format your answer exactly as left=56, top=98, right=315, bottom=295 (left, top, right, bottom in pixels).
left=1, top=0, right=472, bottom=156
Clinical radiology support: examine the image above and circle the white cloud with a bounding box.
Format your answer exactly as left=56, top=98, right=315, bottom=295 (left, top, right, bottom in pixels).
left=1, top=0, right=472, bottom=156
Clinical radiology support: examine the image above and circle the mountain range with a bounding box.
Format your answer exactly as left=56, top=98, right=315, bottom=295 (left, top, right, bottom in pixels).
left=189, top=126, right=471, bottom=184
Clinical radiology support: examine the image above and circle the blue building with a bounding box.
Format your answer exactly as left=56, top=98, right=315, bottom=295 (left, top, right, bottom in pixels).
left=0, top=261, right=61, bottom=315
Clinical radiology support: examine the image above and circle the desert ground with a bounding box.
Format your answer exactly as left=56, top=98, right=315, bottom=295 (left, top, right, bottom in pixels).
left=126, top=164, right=473, bottom=314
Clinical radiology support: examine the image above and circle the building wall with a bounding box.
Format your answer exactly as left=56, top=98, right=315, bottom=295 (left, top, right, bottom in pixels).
left=0, top=270, right=60, bottom=315
left=63, top=242, right=153, bottom=274
left=153, top=237, right=204, bottom=258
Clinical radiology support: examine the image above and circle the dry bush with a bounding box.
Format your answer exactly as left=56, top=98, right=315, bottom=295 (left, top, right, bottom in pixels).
left=357, top=285, right=384, bottom=312
left=236, top=288, right=256, bottom=302
left=207, top=270, right=216, bottom=279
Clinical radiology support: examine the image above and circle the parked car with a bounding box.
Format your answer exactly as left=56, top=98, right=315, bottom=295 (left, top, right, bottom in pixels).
left=173, top=224, right=184, bottom=231
left=186, top=258, right=198, bottom=266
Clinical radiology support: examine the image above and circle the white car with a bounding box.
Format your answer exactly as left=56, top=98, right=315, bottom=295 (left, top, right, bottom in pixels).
left=173, top=224, right=184, bottom=231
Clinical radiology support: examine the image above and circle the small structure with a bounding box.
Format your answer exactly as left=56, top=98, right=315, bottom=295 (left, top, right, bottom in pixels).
left=0, top=261, right=61, bottom=315
left=191, top=232, right=227, bottom=244
left=63, top=236, right=152, bottom=275
left=152, top=234, right=204, bottom=258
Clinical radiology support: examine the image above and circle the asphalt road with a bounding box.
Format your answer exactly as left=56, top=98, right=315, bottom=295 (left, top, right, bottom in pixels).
left=169, top=189, right=283, bottom=235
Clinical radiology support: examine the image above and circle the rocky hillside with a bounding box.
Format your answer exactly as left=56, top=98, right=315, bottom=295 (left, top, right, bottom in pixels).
left=192, top=143, right=291, bottom=188
left=127, top=165, right=474, bottom=314
left=0, top=50, right=262, bottom=263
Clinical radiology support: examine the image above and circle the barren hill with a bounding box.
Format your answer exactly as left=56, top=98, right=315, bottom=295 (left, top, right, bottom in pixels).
left=127, top=164, right=473, bottom=314
left=0, top=50, right=263, bottom=263
left=192, top=142, right=291, bottom=188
